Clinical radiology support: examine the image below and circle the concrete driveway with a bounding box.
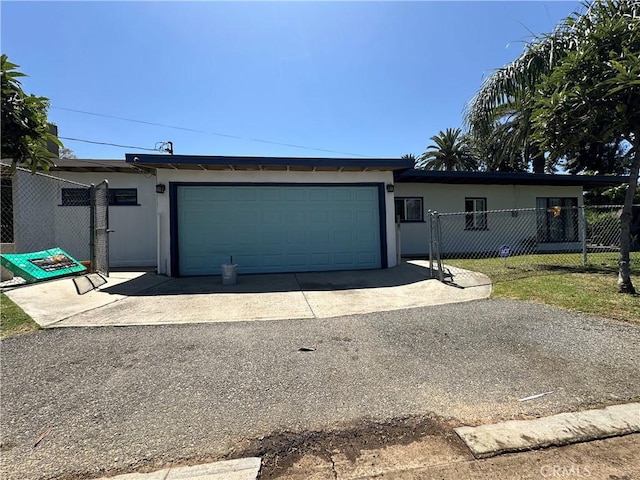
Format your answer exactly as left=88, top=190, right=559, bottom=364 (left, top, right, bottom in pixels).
left=4, top=260, right=491, bottom=328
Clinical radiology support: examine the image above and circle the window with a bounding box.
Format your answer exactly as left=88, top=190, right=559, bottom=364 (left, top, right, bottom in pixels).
left=109, top=188, right=138, bottom=206
left=61, top=188, right=90, bottom=206
left=394, top=197, right=423, bottom=222
left=61, top=188, right=138, bottom=206
left=465, top=197, right=487, bottom=230
left=536, top=197, right=578, bottom=242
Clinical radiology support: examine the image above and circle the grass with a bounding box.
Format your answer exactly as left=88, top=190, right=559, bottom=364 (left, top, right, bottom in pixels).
left=1, top=293, right=40, bottom=339
left=445, top=252, right=640, bottom=323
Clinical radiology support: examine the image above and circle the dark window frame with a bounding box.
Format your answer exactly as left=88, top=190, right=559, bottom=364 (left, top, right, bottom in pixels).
left=394, top=197, right=424, bottom=222
left=61, top=188, right=91, bottom=206
left=536, top=197, right=579, bottom=243
left=465, top=197, right=488, bottom=230
left=109, top=188, right=138, bottom=206
left=61, top=187, right=139, bottom=206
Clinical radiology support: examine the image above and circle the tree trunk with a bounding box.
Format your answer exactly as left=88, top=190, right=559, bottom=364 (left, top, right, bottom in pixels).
left=617, top=133, right=640, bottom=294
left=530, top=144, right=545, bottom=173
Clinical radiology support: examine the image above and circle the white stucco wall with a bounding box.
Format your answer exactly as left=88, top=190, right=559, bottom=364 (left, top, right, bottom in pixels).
left=395, top=183, right=584, bottom=256
left=155, top=169, right=397, bottom=276
left=8, top=170, right=156, bottom=267
left=12, top=170, right=90, bottom=261
left=52, top=172, right=158, bottom=267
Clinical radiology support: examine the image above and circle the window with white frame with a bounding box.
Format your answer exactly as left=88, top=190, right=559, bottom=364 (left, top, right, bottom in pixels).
left=465, top=197, right=487, bottom=230
left=394, top=197, right=423, bottom=222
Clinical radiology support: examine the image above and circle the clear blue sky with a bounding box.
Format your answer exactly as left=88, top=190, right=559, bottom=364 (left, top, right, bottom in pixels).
left=1, top=1, right=582, bottom=160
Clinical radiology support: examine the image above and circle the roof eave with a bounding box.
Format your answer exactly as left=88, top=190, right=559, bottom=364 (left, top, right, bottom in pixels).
left=125, top=154, right=413, bottom=172
left=393, top=169, right=629, bottom=187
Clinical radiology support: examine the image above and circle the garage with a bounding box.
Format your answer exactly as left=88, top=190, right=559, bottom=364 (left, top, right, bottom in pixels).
left=125, top=154, right=412, bottom=277
left=175, top=184, right=383, bottom=275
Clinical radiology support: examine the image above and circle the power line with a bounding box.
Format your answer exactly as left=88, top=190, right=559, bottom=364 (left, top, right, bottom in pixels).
left=52, top=106, right=369, bottom=157
left=59, top=136, right=160, bottom=152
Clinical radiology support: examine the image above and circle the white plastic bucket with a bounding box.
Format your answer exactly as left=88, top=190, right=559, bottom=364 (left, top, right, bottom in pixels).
left=221, top=263, right=238, bottom=285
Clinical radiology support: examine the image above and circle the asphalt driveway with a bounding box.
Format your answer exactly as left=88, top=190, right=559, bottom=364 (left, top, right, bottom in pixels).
left=1, top=299, right=639, bottom=480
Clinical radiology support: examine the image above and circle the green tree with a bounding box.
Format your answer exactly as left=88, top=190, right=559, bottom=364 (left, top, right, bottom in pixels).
left=416, top=128, right=477, bottom=171
left=1, top=54, right=61, bottom=171
left=59, top=148, right=77, bottom=159
left=530, top=0, right=639, bottom=293
left=465, top=122, right=529, bottom=172
left=465, top=0, right=640, bottom=293
left=401, top=153, right=418, bottom=164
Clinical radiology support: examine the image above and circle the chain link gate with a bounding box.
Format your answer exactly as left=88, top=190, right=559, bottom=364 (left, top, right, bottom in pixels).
left=90, top=180, right=110, bottom=277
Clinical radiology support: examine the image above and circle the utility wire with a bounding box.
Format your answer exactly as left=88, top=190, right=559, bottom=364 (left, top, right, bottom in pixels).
left=58, top=136, right=160, bottom=152
left=52, top=106, right=369, bottom=157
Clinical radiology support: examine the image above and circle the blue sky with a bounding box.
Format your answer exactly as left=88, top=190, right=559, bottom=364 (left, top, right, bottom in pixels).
left=1, top=1, right=582, bottom=160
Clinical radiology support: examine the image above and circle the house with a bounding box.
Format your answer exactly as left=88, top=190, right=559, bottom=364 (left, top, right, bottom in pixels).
left=1, top=156, right=629, bottom=276
left=393, top=170, right=630, bottom=257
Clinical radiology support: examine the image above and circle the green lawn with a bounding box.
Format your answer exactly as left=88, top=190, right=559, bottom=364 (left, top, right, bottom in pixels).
left=1, top=293, right=40, bottom=338
left=445, top=253, right=640, bottom=323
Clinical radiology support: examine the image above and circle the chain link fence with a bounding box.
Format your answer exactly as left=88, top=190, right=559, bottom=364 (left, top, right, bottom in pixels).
left=91, top=180, right=110, bottom=276
left=427, top=205, right=640, bottom=285
left=0, top=163, right=94, bottom=281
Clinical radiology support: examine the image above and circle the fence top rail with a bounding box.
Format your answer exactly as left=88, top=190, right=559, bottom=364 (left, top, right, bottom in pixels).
left=0, top=162, right=91, bottom=188
left=432, top=204, right=640, bottom=217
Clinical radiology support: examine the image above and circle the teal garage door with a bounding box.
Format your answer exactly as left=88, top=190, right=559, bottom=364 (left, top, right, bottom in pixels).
left=176, top=185, right=382, bottom=275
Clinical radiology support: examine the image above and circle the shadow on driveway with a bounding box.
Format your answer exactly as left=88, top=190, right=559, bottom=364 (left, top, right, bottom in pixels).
left=101, top=261, right=437, bottom=296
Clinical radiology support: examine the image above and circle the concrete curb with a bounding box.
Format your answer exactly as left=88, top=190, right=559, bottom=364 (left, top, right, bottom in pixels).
left=455, top=402, right=640, bottom=458
left=92, top=457, right=261, bottom=480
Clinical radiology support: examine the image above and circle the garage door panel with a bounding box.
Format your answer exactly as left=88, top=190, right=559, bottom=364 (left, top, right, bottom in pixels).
left=285, top=189, right=306, bottom=201
left=261, top=211, right=282, bottom=224
left=335, top=252, right=355, bottom=265
left=356, top=189, right=376, bottom=201
left=236, top=188, right=258, bottom=201
left=332, top=189, right=352, bottom=201
left=309, top=189, right=330, bottom=201
left=311, top=253, right=331, bottom=266
left=177, top=185, right=381, bottom=275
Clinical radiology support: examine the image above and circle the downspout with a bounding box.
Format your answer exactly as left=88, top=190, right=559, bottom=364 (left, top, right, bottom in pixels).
left=157, top=212, right=162, bottom=275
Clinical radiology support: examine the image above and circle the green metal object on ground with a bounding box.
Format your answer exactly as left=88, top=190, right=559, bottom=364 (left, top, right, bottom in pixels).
left=0, top=248, right=87, bottom=283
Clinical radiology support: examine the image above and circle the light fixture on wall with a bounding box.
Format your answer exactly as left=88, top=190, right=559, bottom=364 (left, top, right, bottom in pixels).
left=156, top=183, right=166, bottom=194
left=386, top=184, right=395, bottom=193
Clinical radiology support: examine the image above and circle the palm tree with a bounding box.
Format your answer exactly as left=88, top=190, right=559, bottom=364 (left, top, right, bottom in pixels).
left=401, top=153, right=418, bottom=165
left=416, top=128, right=477, bottom=171
left=465, top=0, right=640, bottom=293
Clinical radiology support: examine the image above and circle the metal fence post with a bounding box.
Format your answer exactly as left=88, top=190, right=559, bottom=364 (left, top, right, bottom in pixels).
left=396, top=215, right=401, bottom=265
left=89, top=184, right=96, bottom=273
left=427, top=210, right=433, bottom=277
left=580, top=205, right=588, bottom=266
left=434, top=212, right=444, bottom=281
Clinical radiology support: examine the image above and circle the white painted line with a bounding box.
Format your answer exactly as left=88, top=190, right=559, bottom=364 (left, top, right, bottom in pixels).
left=518, top=391, right=554, bottom=402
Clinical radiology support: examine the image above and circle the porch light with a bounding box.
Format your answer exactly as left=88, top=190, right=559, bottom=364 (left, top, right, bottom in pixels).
left=386, top=184, right=394, bottom=193
left=156, top=183, right=166, bottom=194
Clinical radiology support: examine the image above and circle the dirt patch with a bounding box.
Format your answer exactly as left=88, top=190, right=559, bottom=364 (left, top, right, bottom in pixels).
left=234, top=413, right=465, bottom=479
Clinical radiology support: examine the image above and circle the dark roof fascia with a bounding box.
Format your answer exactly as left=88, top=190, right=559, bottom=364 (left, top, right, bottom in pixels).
left=125, top=153, right=414, bottom=171
left=2, top=158, right=142, bottom=174
left=394, top=169, right=630, bottom=187
left=49, top=159, right=142, bottom=173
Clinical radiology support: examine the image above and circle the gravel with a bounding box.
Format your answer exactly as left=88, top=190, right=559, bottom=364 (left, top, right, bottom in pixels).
left=1, top=298, right=639, bottom=480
